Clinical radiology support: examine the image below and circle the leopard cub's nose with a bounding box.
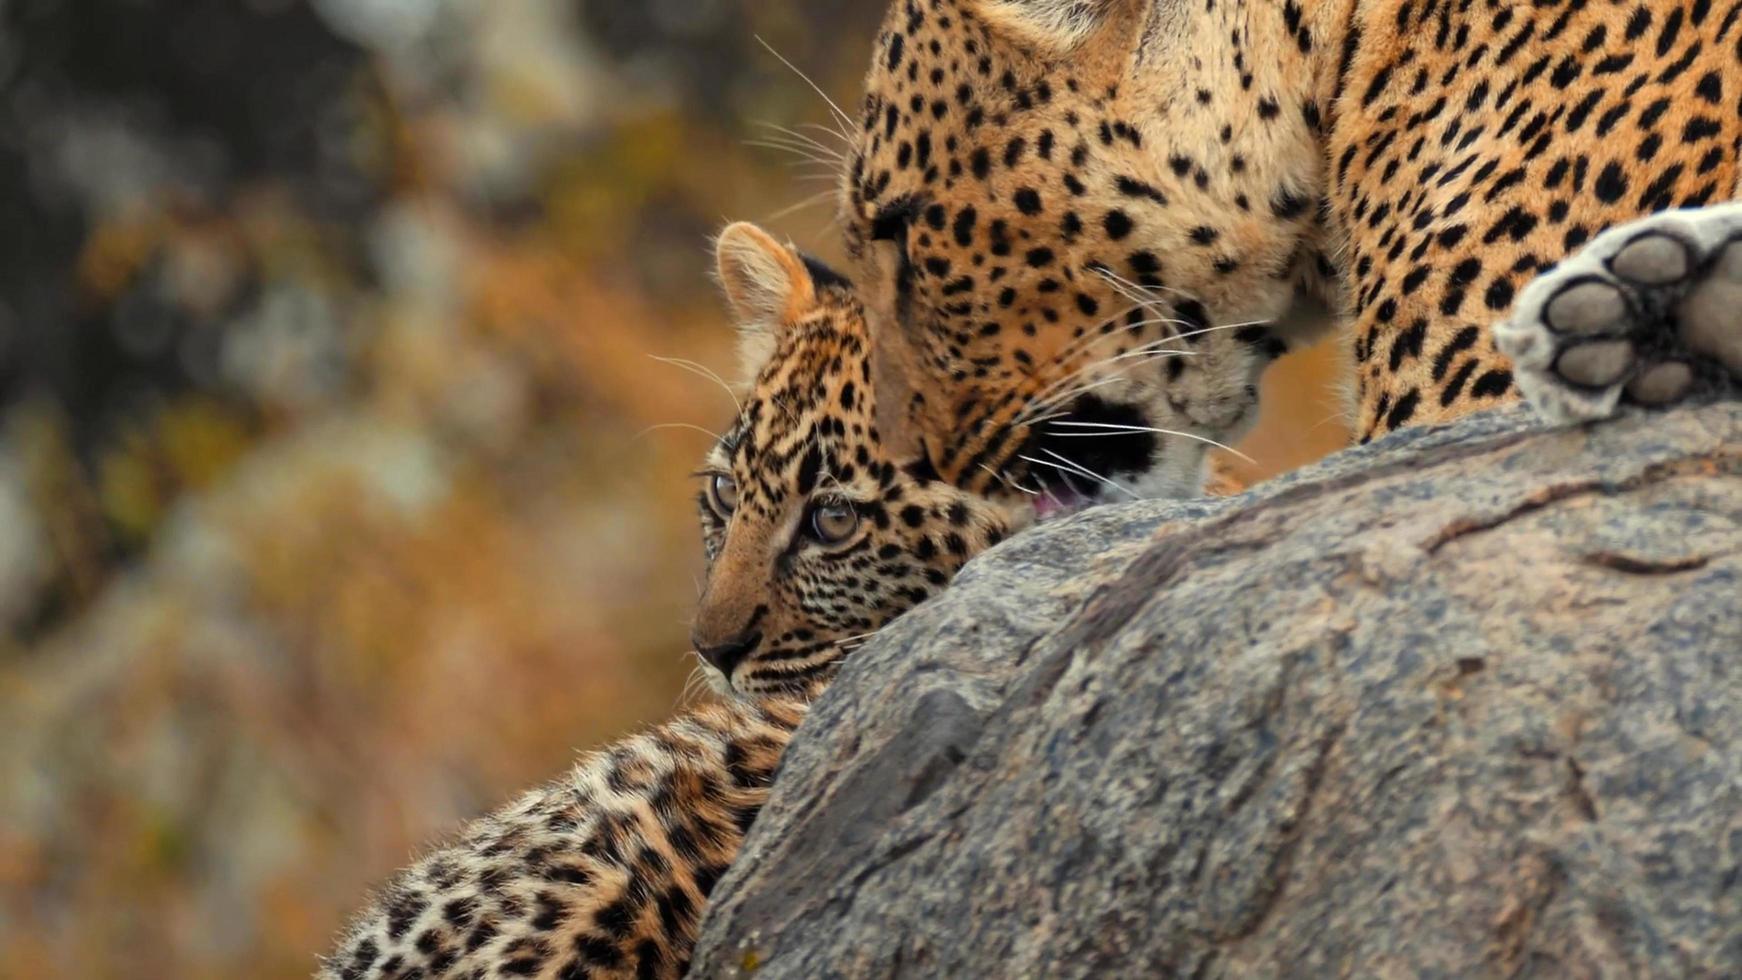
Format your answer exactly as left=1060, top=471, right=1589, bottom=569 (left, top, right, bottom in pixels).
left=692, top=629, right=762, bottom=676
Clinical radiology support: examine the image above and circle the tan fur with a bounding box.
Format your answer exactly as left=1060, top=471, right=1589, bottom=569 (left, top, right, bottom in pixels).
left=862, top=239, right=936, bottom=461
left=975, top=0, right=1130, bottom=52
left=843, top=0, right=1740, bottom=504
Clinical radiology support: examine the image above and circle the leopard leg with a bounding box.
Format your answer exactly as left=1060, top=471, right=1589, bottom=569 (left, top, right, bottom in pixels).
left=1330, top=0, right=1740, bottom=443
left=1495, top=204, right=1742, bottom=423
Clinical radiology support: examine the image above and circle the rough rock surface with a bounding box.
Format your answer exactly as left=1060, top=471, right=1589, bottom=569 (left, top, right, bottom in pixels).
left=690, top=403, right=1742, bottom=978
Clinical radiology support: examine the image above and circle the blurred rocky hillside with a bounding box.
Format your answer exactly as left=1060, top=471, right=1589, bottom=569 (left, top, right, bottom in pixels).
left=0, top=1, right=1346, bottom=976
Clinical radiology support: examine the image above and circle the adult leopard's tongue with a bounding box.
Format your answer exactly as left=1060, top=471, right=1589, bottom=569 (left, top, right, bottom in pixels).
left=1018, top=393, right=1157, bottom=521
left=1032, top=487, right=1091, bottom=521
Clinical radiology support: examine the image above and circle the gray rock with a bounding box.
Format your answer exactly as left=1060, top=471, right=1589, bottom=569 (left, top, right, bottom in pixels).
left=690, top=403, right=1742, bottom=979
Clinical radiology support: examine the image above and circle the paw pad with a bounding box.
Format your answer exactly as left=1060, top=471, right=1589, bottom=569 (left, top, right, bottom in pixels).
left=1626, top=362, right=1694, bottom=405
left=1496, top=203, right=1742, bottom=424
left=1607, top=232, right=1692, bottom=285
left=1556, top=340, right=1633, bottom=388
left=1544, top=280, right=1626, bottom=334
left=1678, top=242, right=1742, bottom=375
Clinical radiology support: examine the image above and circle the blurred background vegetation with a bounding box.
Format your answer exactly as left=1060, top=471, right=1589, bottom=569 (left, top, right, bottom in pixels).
left=0, top=1, right=1345, bottom=975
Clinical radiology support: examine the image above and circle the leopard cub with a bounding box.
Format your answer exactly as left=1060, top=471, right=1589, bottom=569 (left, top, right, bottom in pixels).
left=319, top=223, right=1018, bottom=980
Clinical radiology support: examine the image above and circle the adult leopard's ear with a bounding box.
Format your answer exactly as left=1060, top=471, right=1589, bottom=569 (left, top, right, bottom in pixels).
left=969, top=0, right=1127, bottom=52
left=714, top=221, right=817, bottom=383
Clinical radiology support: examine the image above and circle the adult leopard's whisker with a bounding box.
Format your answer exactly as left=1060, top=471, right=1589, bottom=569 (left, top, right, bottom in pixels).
left=1031, top=345, right=1200, bottom=407
left=1013, top=455, right=1087, bottom=501
left=1039, top=296, right=1174, bottom=368
left=743, top=132, right=840, bottom=156
left=764, top=190, right=840, bottom=223
left=744, top=137, right=844, bottom=167
left=648, top=355, right=743, bottom=415
left=794, top=120, right=854, bottom=147
left=1016, top=375, right=1131, bottom=423
left=635, top=422, right=724, bottom=442
left=743, top=140, right=840, bottom=168
left=1093, top=269, right=1175, bottom=317
left=754, top=35, right=856, bottom=141
left=751, top=120, right=847, bottom=156
left=1039, top=448, right=1141, bottom=500
left=1049, top=420, right=1256, bottom=464
left=1019, top=453, right=1139, bottom=501
left=1024, top=337, right=1198, bottom=406
left=978, top=463, right=1040, bottom=495
left=1091, top=264, right=1195, bottom=305
left=1105, top=346, right=1197, bottom=365
left=1120, top=316, right=1275, bottom=341
left=1019, top=410, right=1075, bottom=426
left=1022, top=290, right=1220, bottom=399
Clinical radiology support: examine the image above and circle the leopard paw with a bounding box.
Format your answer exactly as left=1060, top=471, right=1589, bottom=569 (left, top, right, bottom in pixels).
left=1495, top=203, right=1742, bottom=424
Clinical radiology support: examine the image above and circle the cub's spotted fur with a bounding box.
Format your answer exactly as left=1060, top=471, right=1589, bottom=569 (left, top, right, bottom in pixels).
left=319, top=698, right=799, bottom=980
left=843, top=0, right=1742, bottom=511
left=319, top=225, right=1017, bottom=979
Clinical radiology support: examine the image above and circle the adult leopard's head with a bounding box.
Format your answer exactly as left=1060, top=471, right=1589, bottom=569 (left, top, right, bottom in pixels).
left=841, top=0, right=1332, bottom=511
left=692, top=222, right=1018, bottom=699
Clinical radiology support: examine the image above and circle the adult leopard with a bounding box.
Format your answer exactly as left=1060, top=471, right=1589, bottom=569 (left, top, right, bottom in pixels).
left=841, top=0, right=1742, bottom=509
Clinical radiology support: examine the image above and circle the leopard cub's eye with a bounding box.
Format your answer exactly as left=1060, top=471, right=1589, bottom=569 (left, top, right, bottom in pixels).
left=810, top=500, right=859, bottom=544
left=709, top=474, right=739, bottom=515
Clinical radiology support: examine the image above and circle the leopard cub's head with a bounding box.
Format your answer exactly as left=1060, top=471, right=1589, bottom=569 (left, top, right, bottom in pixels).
left=692, top=222, right=1020, bottom=699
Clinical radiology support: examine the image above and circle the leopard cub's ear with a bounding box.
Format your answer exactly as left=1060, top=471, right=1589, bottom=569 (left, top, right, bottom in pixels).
left=714, top=222, right=818, bottom=383
left=970, top=0, right=1124, bottom=52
